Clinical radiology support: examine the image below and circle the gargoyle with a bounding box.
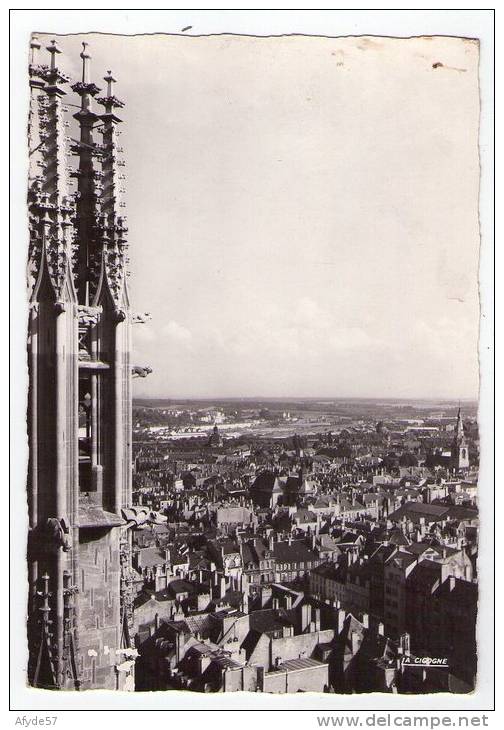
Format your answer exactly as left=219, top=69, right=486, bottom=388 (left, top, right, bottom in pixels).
left=132, top=312, right=152, bottom=324
left=45, top=517, right=72, bottom=552
left=132, top=365, right=152, bottom=378
left=28, top=518, right=72, bottom=558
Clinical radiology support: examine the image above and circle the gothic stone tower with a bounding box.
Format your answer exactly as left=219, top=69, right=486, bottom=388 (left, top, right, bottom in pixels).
left=27, top=38, right=136, bottom=690
left=451, top=408, right=470, bottom=472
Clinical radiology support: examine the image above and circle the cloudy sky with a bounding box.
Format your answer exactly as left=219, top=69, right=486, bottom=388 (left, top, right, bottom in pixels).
left=38, top=33, right=481, bottom=399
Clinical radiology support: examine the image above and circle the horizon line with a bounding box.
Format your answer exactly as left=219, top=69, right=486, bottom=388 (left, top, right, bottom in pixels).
left=132, top=395, right=479, bottom=402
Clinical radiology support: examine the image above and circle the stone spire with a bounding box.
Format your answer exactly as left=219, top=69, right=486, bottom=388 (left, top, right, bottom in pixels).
left=29, top=35, right=43, bottom=78
left=454, top=407, right=466, bottom=445
left=27, top=37, right=46, bottom=295
left=27, top=39, right=74, bottom=305
left=70, top=42, right=103, bottom=305
left=451, top=406, right=469, bottom=472
left=96, top=70, right=128, bottom=312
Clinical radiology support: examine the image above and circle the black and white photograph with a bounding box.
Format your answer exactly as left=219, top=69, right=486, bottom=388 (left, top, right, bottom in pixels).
left=9, top=7, right=495, bottom=718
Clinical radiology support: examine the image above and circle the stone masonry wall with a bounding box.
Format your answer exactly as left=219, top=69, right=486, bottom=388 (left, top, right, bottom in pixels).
left=77, top=527, right=122, bottom=689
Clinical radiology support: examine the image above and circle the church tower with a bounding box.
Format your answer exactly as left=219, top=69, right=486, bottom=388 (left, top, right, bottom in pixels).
left=27, top=39, right=136, bottom=690
left=451, top=408, right=470, bottom=472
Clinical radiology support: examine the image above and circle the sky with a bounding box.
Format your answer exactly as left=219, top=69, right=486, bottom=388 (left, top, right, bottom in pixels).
left=37, top=32, right=481, bottom=400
